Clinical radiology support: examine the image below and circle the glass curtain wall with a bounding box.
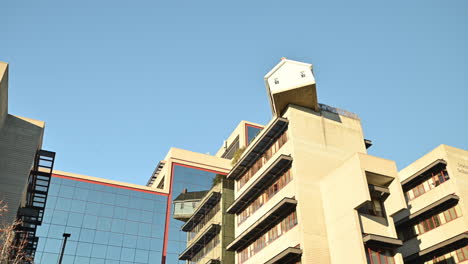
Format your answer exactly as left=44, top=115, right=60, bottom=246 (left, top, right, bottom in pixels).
left=34, top=176, right=167, bottom=264
left=165, top=164, right=226, bottom=264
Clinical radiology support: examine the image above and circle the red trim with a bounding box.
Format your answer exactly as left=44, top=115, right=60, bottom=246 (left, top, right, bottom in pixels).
left=161, top=162, right=228, bottom=264
left=245, top=123, right=263, bottom=146
left=52, top=174, right=168, bottom=196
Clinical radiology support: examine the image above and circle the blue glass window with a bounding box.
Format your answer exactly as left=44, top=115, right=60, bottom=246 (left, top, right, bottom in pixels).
left=246, top=124, right=263, bottom=145
left=34, top=176, right=166, bottom=264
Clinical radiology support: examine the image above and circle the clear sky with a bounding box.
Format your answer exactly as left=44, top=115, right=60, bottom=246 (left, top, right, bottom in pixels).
left=2, top=0, right=467, bottom=185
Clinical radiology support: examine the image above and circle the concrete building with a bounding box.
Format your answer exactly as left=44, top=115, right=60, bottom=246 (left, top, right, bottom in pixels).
left=395, top=145, right=468, bottom=264
left=224, top=58, right=408, bottom=264
left=3, top=57, right=467, bottom=264
left=0, top=62, right=56, bottom=259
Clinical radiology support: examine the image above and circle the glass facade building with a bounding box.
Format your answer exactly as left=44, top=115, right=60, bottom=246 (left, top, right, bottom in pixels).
left=164, top=164, right=227, bottom=264
left=34, top=175, right=168, bottom=264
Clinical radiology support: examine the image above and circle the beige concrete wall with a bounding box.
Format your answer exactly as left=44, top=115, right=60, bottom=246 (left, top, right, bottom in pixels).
left=444, top=145, right=468, bottom=230
left=285, top=105, right=367, bottom=263
left=397, top=145, right=468, bottom=259
left=320, top=153, right=406, bottom=264
left=0, top=115, right=44, bottom=225
left=0, top=62, right=8, bottom=131
left=321, top=154, right=369, bottom=264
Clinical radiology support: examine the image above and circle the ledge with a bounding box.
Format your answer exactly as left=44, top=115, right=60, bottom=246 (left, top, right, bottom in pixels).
left=227, top=117, right=288, bottom=180
left=362, top=234, right=402, bottom=248
left=181, top=192, right=221, bottom=232
left=404, top=233, right=468, bottom=263
left=227, top=197, right=297, bottom=251
left=227, top=154, right=293, bottom=214
left=264, top=247, right=302, bottom=264
left=179, top=224, right=221, bottom=260
left=401, top=159, right=446, bottom=186
left=396, top=194, right=459, bottom=226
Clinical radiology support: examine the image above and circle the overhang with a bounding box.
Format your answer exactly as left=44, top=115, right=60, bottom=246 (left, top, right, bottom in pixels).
left=178, top=224, right=221, bottom=260
left=401, top=159, right=446, bottom=186
left=204, top=260, right=220, bottom=264
left=227, top=197, right=297, bottom=251
left=396, top=194, right=459, bottom=226
left=368, top=184, right=390, bottom=200
left=181, top=192, right=221, bottom=232
left=227, top=118, right=288, bottom=180
left=264, top=247, right=302, bottom=264
left=404, top=233, right=468, bottom=263
left=362, top=234, right=402, bottom=248
left=227, top=154, right=292, bottom=214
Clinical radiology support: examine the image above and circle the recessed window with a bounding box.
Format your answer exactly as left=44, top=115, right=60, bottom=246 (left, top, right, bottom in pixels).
left=359, top=195, right=385, bottom=218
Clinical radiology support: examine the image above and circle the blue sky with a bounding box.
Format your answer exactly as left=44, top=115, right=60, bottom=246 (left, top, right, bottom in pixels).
left=2, top=0, right=467, bottom=184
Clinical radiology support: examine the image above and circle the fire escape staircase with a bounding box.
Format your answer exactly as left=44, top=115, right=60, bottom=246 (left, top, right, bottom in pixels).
left=15, top=150, right=56, bottom=258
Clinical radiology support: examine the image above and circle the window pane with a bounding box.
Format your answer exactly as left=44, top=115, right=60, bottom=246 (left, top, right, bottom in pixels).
left=462, top=247, right=468, bottom=260
left=370, top=251, right=379, bottom=264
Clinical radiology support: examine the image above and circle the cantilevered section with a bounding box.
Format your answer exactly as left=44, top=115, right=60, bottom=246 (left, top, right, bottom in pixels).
left=401, top=159, right=447, bottom=186
left=227, top=154, right=293, bottom=214
left=264, top=58, right=318, bottom=116
left=147, top=160, right=165, bottom=186
left=264, top=247, right=302, bottom=264
left=404, top=233, right=468, bottom=263
left=227, top=117, right=288, bottom=180
left=362, top=234, right=403, bottom=249
left=173, top=190, right=209, bottom=221
left=179, top=224, right=221, bottom=260
left=181, top=192, right=222, bottom=232
left=395, top=194, right=459, bottom=226
left=227, top=197, right=297, bottom=251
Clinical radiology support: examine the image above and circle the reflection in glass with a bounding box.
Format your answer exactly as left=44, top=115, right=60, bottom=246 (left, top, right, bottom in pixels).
left=34, top=176, right=167, bottom=264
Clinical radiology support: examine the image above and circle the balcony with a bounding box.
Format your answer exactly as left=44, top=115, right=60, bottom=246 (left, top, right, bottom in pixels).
left=181, top=192, right=221, bottom=232
left=227, top=197, right=297, bottom=251
left=227, top=118, right=288, bottom=180
left=179, top=224, right=221, bottom=261
left=227, top=154, right=292, bottom=214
